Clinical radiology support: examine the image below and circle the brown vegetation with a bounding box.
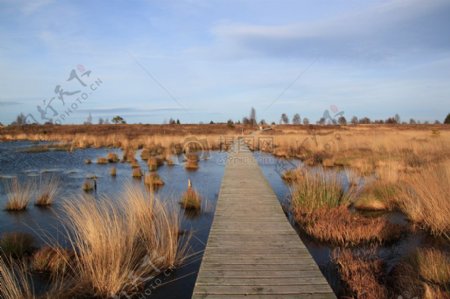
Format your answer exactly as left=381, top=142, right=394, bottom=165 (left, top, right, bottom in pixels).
left=35, top=176, right=60, bottom=206
left=332, top=248, right=388, bottom=299
left=0, top=232, right=35, bottom=259
left=144, top=172, right=164, bottom=188
left=62, top=185, right=185, bottom=297
left=295, top=206, right=406, bottom=246
left=4, top=179, right=33, bottom=211
left=180, top=183, right=201, bottom=211
left=396, top=163, right=450, bottom=237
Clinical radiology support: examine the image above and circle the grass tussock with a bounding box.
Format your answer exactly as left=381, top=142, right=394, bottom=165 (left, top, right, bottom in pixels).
left=106, top=152, right=119, bottom=163
left=147, top=156, right=163, bottom=171
left=35, top=176, right=60, bottom=206
left=291, top=169, right=353, bottom=213
left=0, top=257, right=34, bottom=299
left=396, top=163, right=450, bottom=237
left=82, top=180, right=95, bottom=192
left=332, top=248, right=388, bottom=299
left=353, top=180, right=398, bottom=211
left=110, top=166, right=117, bottom=176
left=185, top=153, right=199, bottom=170
left=144, top=172, right=164, bottom=188
left=180, top=186, right=201, bottom=211
left=84, top=159, right=92, bottom=165
left=4, top=179, right=34, bottom=211
left=295, top=206, right=405, bottom=246
left=96, top=157, right=108, bottom=164
left=31, top=246, right=73, bottom=274
left=413, top=248, right=450, bottom=285
left=62, top=185, right=185, bottom=297
left=131, top=167, right=142, bottom=178
left=0, top=232, right=35, bottom=259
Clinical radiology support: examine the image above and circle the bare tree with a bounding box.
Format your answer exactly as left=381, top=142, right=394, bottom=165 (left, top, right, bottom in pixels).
left=249, top=107, right=257, bottom=126
left=351, top=116, right=358, bottom=125
left=280, top=113, right=289, bottom=124
left=338, top=116, right=347, bottom=125
left=302, top=117, right=309, bottom=125
left=292, top=113, right=301, bottom=124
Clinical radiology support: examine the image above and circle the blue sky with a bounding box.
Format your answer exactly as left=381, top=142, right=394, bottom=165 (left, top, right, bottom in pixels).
left=0, top=0, right=449, bottom=124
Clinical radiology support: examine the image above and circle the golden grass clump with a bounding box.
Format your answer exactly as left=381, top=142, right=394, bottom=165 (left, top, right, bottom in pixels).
left=147, top=156, right=163, bottom=171
left=396, top=163, right=450, bottom=237
left=106, top=152, right=119, bottom=163
left=82, top=180, right=95, bottom=192
left=62, top=185, right=185, bottom=297
left=413, top=248, right=450, bottom=285
left=353, top=180, right=398, bottom=211
left=291, top=169, right=353, bottom=213
left=0, top=257, right=34, bottom=299
left=4, top=179, right=34, bottom=211
left=144, top=172, right=164, bottom=188
left=0, top=232, right=35, bottom=259
left=332, top=248, right=388, bottom=299
left=180, top=182, right=201, bottom=211
left=131, top=167, right=142, bottom=178
left=35, top=176, right=60, bottom=206
left=31, top=246, right=73, bottom=274
left=185, top=153, right=199, bottom=170
left=110, top=166, right=117, bottom=177
left=296, top=206, right=405, bottom=246
left=96, top=157, right=108, bottom=164
left=122, top=148, right=136, bottom=163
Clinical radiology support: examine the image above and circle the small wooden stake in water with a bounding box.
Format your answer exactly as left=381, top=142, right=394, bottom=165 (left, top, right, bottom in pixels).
left=188, top=179, right=192, bottom=189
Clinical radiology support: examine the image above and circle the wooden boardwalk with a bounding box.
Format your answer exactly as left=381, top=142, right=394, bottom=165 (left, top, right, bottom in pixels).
left=192, top=141, right=335, bottom=298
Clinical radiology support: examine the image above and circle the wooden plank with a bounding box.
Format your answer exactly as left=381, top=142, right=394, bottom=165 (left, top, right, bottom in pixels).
left=192, top=140, right=335, bottom=298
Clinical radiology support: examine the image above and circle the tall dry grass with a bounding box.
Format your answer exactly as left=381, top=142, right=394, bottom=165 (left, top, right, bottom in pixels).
left=35, top=176, right=60, bottom=206
left=396, top=163, right=450, bottom=237
left=0, top=257, right=34, bottom=299
left=291, top=169, right=353, bottom=213
left=62, top=184, right=186, bottom=297
left=4, top=179, right=34, bottom=211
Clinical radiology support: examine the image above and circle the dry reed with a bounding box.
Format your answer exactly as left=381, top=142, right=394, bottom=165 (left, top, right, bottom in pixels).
left=61, top=185, right=186, bottom=297
left=35, top=176, right=60, bottom=206
left=4, top=179, right=34, bottom=211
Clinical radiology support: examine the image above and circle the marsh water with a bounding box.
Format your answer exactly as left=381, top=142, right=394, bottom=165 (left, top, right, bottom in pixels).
left=0, top=141, right=424, bottom=298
